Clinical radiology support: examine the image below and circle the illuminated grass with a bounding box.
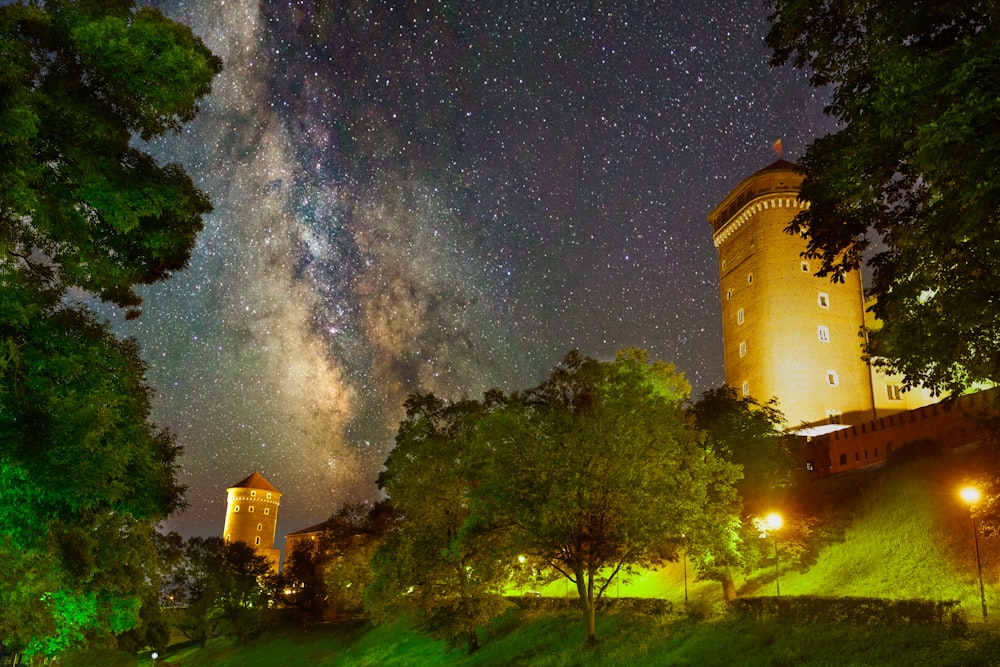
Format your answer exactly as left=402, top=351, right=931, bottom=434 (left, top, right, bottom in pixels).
left=70, top=450, right=1000, bottom=666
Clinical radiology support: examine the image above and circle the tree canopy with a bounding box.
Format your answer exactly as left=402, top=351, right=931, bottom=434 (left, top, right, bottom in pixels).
left=766, top=0, right=1000, bottom=395
left=367, top=393, right=516, bottom=654
left=1, top=0, right=221, bottom=310
left=691, top=386, right=799, bottom=509
left=166, top=537, right=275, bottom=647
left=0, top=0, right=220, bottom=654
left=470, top=350, right=740, bottom=645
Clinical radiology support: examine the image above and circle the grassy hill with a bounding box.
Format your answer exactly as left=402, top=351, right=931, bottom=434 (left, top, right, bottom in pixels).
left=70, top=450, right=1000, bottom=666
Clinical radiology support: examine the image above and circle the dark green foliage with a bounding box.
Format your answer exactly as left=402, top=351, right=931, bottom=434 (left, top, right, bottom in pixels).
left=730, top=596, right=965, bottom=628
left=0, top=0, right=219, bottom=654
left=0, top=0, right=222, bottom=309
left=281, top=501, right=392, bottom=623
left=470, top=349, right=740, bottom=645
left=691, top=386, right=800, bottom=509
left=766, top=0, right=1000, bottom=395
left=509, top=596, right=674, bottom=616
left=167, top=537, right=276, bottom=647
left=367, top=395, right=514, bottom=654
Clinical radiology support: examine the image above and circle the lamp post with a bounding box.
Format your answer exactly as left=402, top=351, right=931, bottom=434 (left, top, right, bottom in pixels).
left=765, top=512, right=783, bottom=597
left=681, top=533, right=688, bottom=605
left=960, top=486, right=988, bottom=620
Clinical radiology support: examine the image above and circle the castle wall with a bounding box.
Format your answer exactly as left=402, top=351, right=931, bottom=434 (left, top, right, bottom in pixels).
left=803, top=388, right=997, bottom=476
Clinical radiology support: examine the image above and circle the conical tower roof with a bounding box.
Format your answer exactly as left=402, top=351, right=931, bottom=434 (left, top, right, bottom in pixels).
left=754, top=158, right=798, bottom=174
left=229, top=470, right=279, bottom=494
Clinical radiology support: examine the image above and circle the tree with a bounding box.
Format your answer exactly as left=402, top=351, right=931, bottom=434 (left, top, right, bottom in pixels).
left=282, top=533, right=338, bottom=623
left=765, top=0, right=1000, bottom=395
left=115, top=531, right=185, bottom=656
left=322, top=501, right=395, bottom=621
left=691, top=387, right=799, bottom=510
left=166, top=537, right=274, bottom=647
left=1, top=0, right=222, bottom=311
left=282, top=501, right=394, bottom=624
left=0, top=308, right=184, bottom=656
left=687, top=387, right=800, bottom=601
left=470, top=350, right=741, bottom=645
left=0, top=0, right=220, bottom=654
left=366, top=394, right=514, bottom=654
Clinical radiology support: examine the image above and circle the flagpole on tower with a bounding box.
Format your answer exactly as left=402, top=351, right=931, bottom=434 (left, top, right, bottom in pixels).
left=771, top=138, right=783, bottom=160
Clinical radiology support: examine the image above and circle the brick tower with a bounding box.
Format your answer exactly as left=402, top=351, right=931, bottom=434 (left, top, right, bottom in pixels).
left=222, top=471, right=282, bottom=572
left=707, top=160, right=876, bottom=431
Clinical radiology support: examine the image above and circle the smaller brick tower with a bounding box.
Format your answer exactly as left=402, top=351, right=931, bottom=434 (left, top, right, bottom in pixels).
left=222, top=471, right=282, bottom=572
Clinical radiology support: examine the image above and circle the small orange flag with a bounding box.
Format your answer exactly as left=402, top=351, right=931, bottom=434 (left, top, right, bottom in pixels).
left=771, top=138, right=783, bottom=159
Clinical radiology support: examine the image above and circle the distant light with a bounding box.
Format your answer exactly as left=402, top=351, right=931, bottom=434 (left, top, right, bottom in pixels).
left=765, top=512, right=783, bottom=530
left=960, top=486, right=982, bottom=505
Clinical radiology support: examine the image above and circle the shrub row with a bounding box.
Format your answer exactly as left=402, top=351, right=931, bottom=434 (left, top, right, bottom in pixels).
left=509, top=596, right=673, bottom=615
left=729, top=596, right=965, bottom=627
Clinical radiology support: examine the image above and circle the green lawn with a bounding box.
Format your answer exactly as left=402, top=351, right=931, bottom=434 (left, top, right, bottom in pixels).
left=69, top=451, right=1000, bottom=666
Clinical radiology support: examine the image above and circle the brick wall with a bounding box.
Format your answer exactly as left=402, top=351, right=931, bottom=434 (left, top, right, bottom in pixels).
left=802, top=388, right=998, bottom=476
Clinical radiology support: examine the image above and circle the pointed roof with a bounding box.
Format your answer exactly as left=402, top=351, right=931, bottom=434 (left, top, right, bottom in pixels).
left=754, top=158, right=799, bottom=174
left=229, top=471, right=280, bottom=493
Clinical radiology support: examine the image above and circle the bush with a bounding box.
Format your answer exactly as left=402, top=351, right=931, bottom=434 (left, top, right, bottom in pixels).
left=729, top=596, right=965, bottom=628
left=508, top=596, right=672, bottom=615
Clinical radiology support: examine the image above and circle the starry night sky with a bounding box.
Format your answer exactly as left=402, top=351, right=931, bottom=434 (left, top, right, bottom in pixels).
left=120, top=0, right=836, bottom=542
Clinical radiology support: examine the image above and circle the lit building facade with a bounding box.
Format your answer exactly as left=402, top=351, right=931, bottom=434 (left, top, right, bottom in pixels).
left=708, top=159, right=876, bottom=431
left=222, top=471, right=282, bottom=572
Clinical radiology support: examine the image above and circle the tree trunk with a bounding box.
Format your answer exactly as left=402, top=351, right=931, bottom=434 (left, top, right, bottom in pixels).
left=721, top=571, right=737, bottom=604
left=468, top=630, right=480, bottom=654
left=574, top=566, right=598, bottom=645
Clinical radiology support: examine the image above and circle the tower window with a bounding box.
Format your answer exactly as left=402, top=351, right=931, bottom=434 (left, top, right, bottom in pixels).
left=722, top=259, right=727, bottom=270
left=264, top=508, right=270, bottom=515
left=826, top=409, right=843, bottom=424
left=801, top=261, right=810, bottom=273
left=739, top=341, right=747, bottom=357
left=818, top=325, right=830, bottom=342
left=254, top=536, right=261, bottom=546
left=742, top=381, right=749, bottom=397
left=726, top=289, right=733, bottom=301
left=251, top=490, right=256, bottom=497
left=266, top=493, right=272, bottom=499
left=818, top=293, right=829, bottom=309
left=886, top=384, right=903, bottom=400
left=257, top=523, right=263, bottom=531
left=827, top=370, right=839, bottom=386
left=234, top=505, right=240, bottom=512
left=249, top=506, right=254, bottom=513
left=737, top=308, right=744, bottom=325
left=839, top=453, right=847, bottom=465
left=747, top=273, right=753, bottom=285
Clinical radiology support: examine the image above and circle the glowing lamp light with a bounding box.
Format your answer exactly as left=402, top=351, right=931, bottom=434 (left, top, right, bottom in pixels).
left=765, top=512, right=783, bottom=531
left=961, top=486, right=982, bottom=505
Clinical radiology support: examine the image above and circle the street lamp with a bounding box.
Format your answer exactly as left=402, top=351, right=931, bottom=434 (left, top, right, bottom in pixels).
left=960, top=486, right=988, bottom=620
left=765, top=512, right=783, bottom=597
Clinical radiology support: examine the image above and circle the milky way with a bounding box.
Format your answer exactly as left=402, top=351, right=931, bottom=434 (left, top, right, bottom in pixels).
left=118, top=0, right=836, bottom=541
